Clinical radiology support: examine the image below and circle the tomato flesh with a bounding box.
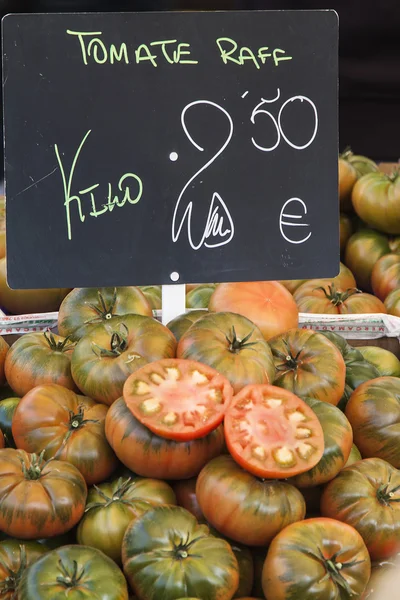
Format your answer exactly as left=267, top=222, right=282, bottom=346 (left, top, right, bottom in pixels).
left=225, top=384, right=324, bottom=478
left=123, top=358, right=233, bottom=441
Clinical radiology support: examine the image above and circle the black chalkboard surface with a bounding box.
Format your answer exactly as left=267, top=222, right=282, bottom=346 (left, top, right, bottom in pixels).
left=2, top=10, right=338, bottom=289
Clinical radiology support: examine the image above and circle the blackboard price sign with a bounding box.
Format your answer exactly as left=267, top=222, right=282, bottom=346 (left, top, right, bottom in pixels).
left=2, top=10, right=339, bottom=289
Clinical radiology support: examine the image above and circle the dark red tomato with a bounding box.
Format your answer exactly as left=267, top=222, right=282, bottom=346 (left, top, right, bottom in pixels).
left=4, top=331, right=77, bottom=397
left=196, top=454, right=305, bottom=546
left=289, top=397, right=353, bottom=488
left=167, top=310, right=207, bottom=342
left=123, top=358, right=233, bottom=441
left=262, top=518, right=371, bottom=600
left=0, top=449, right=87, bottom=539
left=269, top=329, right=346, bottom=406
left=71, top=314, right=177, bottom=406
left=122, top=505, right=239, bottom=600
left=371, top=253, right=400, bottom=300
left=0, top=538, right=48, bottom=599
left=225, top=385, right=324, bottom=479
left=12, top=383, right=118, bottom=485
left=105, top=396, right=225, bottom=480
left=345, top=376, right=400, bottom=467
left=321, top=458, right=400, bottom=561
left=177, top=312, right=275, bottom=394
left=172, top=477, right=205, bottom=522
left=58, top=286, right=153, bottom=341
left=345, top=229, right=391, bottom=292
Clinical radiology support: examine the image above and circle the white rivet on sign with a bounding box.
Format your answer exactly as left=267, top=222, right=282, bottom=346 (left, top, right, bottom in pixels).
left=169, top=152, right=178, bottom=162
left=170, top=271, right=180, bottom=282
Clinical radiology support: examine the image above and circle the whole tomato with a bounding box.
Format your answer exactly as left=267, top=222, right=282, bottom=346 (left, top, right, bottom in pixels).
left=186, top=284, right=216, bottom=309
left=12, top=384, right=118, bottom=485
left=167, top=310, right=206, bottom=342
left=294, top=281, right=387, bottom=314
left=0, top=538, right=48, bottom=599
left=208, top=282, right=298, bottom=340
left=262, top=517, right=371, bottom=600
left=371, top=253, right=400, bottom=300
left=339, top=149, right=378, bottom=212
left=321, top=458, right=400, bottom=561
left=106, top=397, right=225, bottom=480
left=4, top=331, right=76, bottom=397
left=352, top=172, right=400, bottom=234
left=0, top=449, right=87, bottom=539
left=384, top=288, right=400, bottom=316
left=269, top=329, right=346, bottom=406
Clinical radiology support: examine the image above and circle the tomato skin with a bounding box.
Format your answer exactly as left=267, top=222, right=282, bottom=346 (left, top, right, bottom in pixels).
left=4, top=332, right=76, bottom=397
left=12, top=384, right=118, bottom=485
left=0, top=538, right=48, bottom=600
left=123, top=358, right=233, bottom=442
left=167, top=310, right=206, bottom=342
left=269, top=329, right=346, bottom=406
left=186, top=284, right=216, bottom=309
left=0, top=336, right=8, bottom=387
left=339, top=151, right=378, bottom=212
left=352, top=172, right=400, bottom=234
left=340, top=213, right=353, bottom=255
left=345, top=376, right=400, bottom=468
left=18, top=545, right=129, bottom=600
left=196, top=455, right=306, bottom=547
left=0, top=449, right=87, bottom=539
left=172, top=477, right=205, bottom=523
left=384, top=288, right=400, bottom=317
left=208, top=282, right=298, bottom=341
left=262, top=517, right=371, bottom=600
left=77, top=475, right=176, bottom=564
left=58, top=287, right=153, bottom=341
left=294, top=282, right=386, bottom=314
left=225, top=385, right=324, bottom=479
left=289, top=397, right=353, bottom=488
left=106, top=397, right=225, bottom=480
left=345, top=229, right=391, bottom=292
left=321, top=458, right=400, bottom=561
left=138, top=286, right=161, bottom=310
left=0, top=397, right=18, bottom=447
left=71, top=314, right=176, bottom=406
left=371, top=253, right=400, bottom=300
left=345, top=444, right=362, bottom=468
left=357, top=346, right=400, bottom=377
left=122, top=505, right=239, bottom=600
left=177, top=312, right=275, bottom=394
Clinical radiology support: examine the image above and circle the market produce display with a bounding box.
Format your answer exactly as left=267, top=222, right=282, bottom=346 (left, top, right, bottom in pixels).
left=0, top=153, right=399, bottom=598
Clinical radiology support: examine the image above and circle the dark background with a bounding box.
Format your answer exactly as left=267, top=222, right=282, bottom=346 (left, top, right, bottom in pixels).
left=1, top=0, right=399, bottom=171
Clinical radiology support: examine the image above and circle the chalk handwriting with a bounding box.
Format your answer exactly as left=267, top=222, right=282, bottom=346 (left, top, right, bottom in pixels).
left=279, top=198, right=312, bottom=244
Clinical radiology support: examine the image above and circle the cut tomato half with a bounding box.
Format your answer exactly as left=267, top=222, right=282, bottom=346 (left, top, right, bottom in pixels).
left=224, top=384, right=324, bottom=478
left=123, top=358, right=233, bottom=441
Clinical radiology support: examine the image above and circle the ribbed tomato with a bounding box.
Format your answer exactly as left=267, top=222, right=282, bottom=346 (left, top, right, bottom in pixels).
left=138, top=286, right=161, bottom=310
left=289, top=397, right=353, bottom=488
left=0, top=538, right=48, bottom=599
left=352, top=172, right=400, bottom=234
left=4, top=331, right=76, bottom=397
left=105, top=397, right=224, bottom=480
left=262, top=518, right=371, bottom=600
left=186, top=284, right=216, bottom=309
left=58, top=286, right=153, bottom=341
left=172, top=477, right=205, bottom=523
left=18, top=545, right=129, bottom=600
left=77, top=475, right=176, bottom=564
left=345, top=229, right=391, bottom=292
left=339, top=149, right=378, bottom=212
left=0, top=449, right=87, bottom=539
left=71, top=315, right=176, bottom=406
left=345, top=376, right=400, bottom=467
left=321, top=458, right=400, bottom=561
left=269, top=329, right=346, bottom=406
left=384, top=288, right=400, bottom=316
left=280, top=262, right=356, bottom=296
left=196, top=454, right=306, bottom=546
left=208, top=282, right=298, bottom=340
left=123, top=358, right=233, bottom=441
left=294, top=281, right=386, bottom=314
left=177, top=312, right=275, bottom=394
left=12, top=384, right=118, bottom=485
left=122, top=506, right=239, bottom=600
left=371, top=253, right=400, bottom=300
left=224, top=385, right=324, bottom=479
left=357, top=346, right=400, bottom=377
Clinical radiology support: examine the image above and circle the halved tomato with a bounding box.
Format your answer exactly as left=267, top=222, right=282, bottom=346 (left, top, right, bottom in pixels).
left=123, top=359, right=233, bottom=441
left=224, top=385, right=324, bottom=479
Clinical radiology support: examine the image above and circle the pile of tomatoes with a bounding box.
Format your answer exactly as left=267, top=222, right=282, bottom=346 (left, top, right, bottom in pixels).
left=0, top=282, right=398, bottom=599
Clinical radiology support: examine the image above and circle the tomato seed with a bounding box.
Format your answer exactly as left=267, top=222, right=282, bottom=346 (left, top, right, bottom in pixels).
left=288, top=410, right=306, bottom=423
left=191, top=370, right=209, bottom=385
left=150, top=373, right=165, bottom=385
left=162, top=412, right=179, bottom=425
left=295, top=427, right=312, bottom=439
left=273, top=446, right=296, bottom=467
left=140, top=398, right=162, bottom=414
left=134, top=380, right=151, bottom=395
left=296, top=442, right=315, bottom=460
left=165, top=367, right=180, bottom=381
left=266, top=398, right=282, bottom=408
left=252, top=445, right=267, bottom=461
